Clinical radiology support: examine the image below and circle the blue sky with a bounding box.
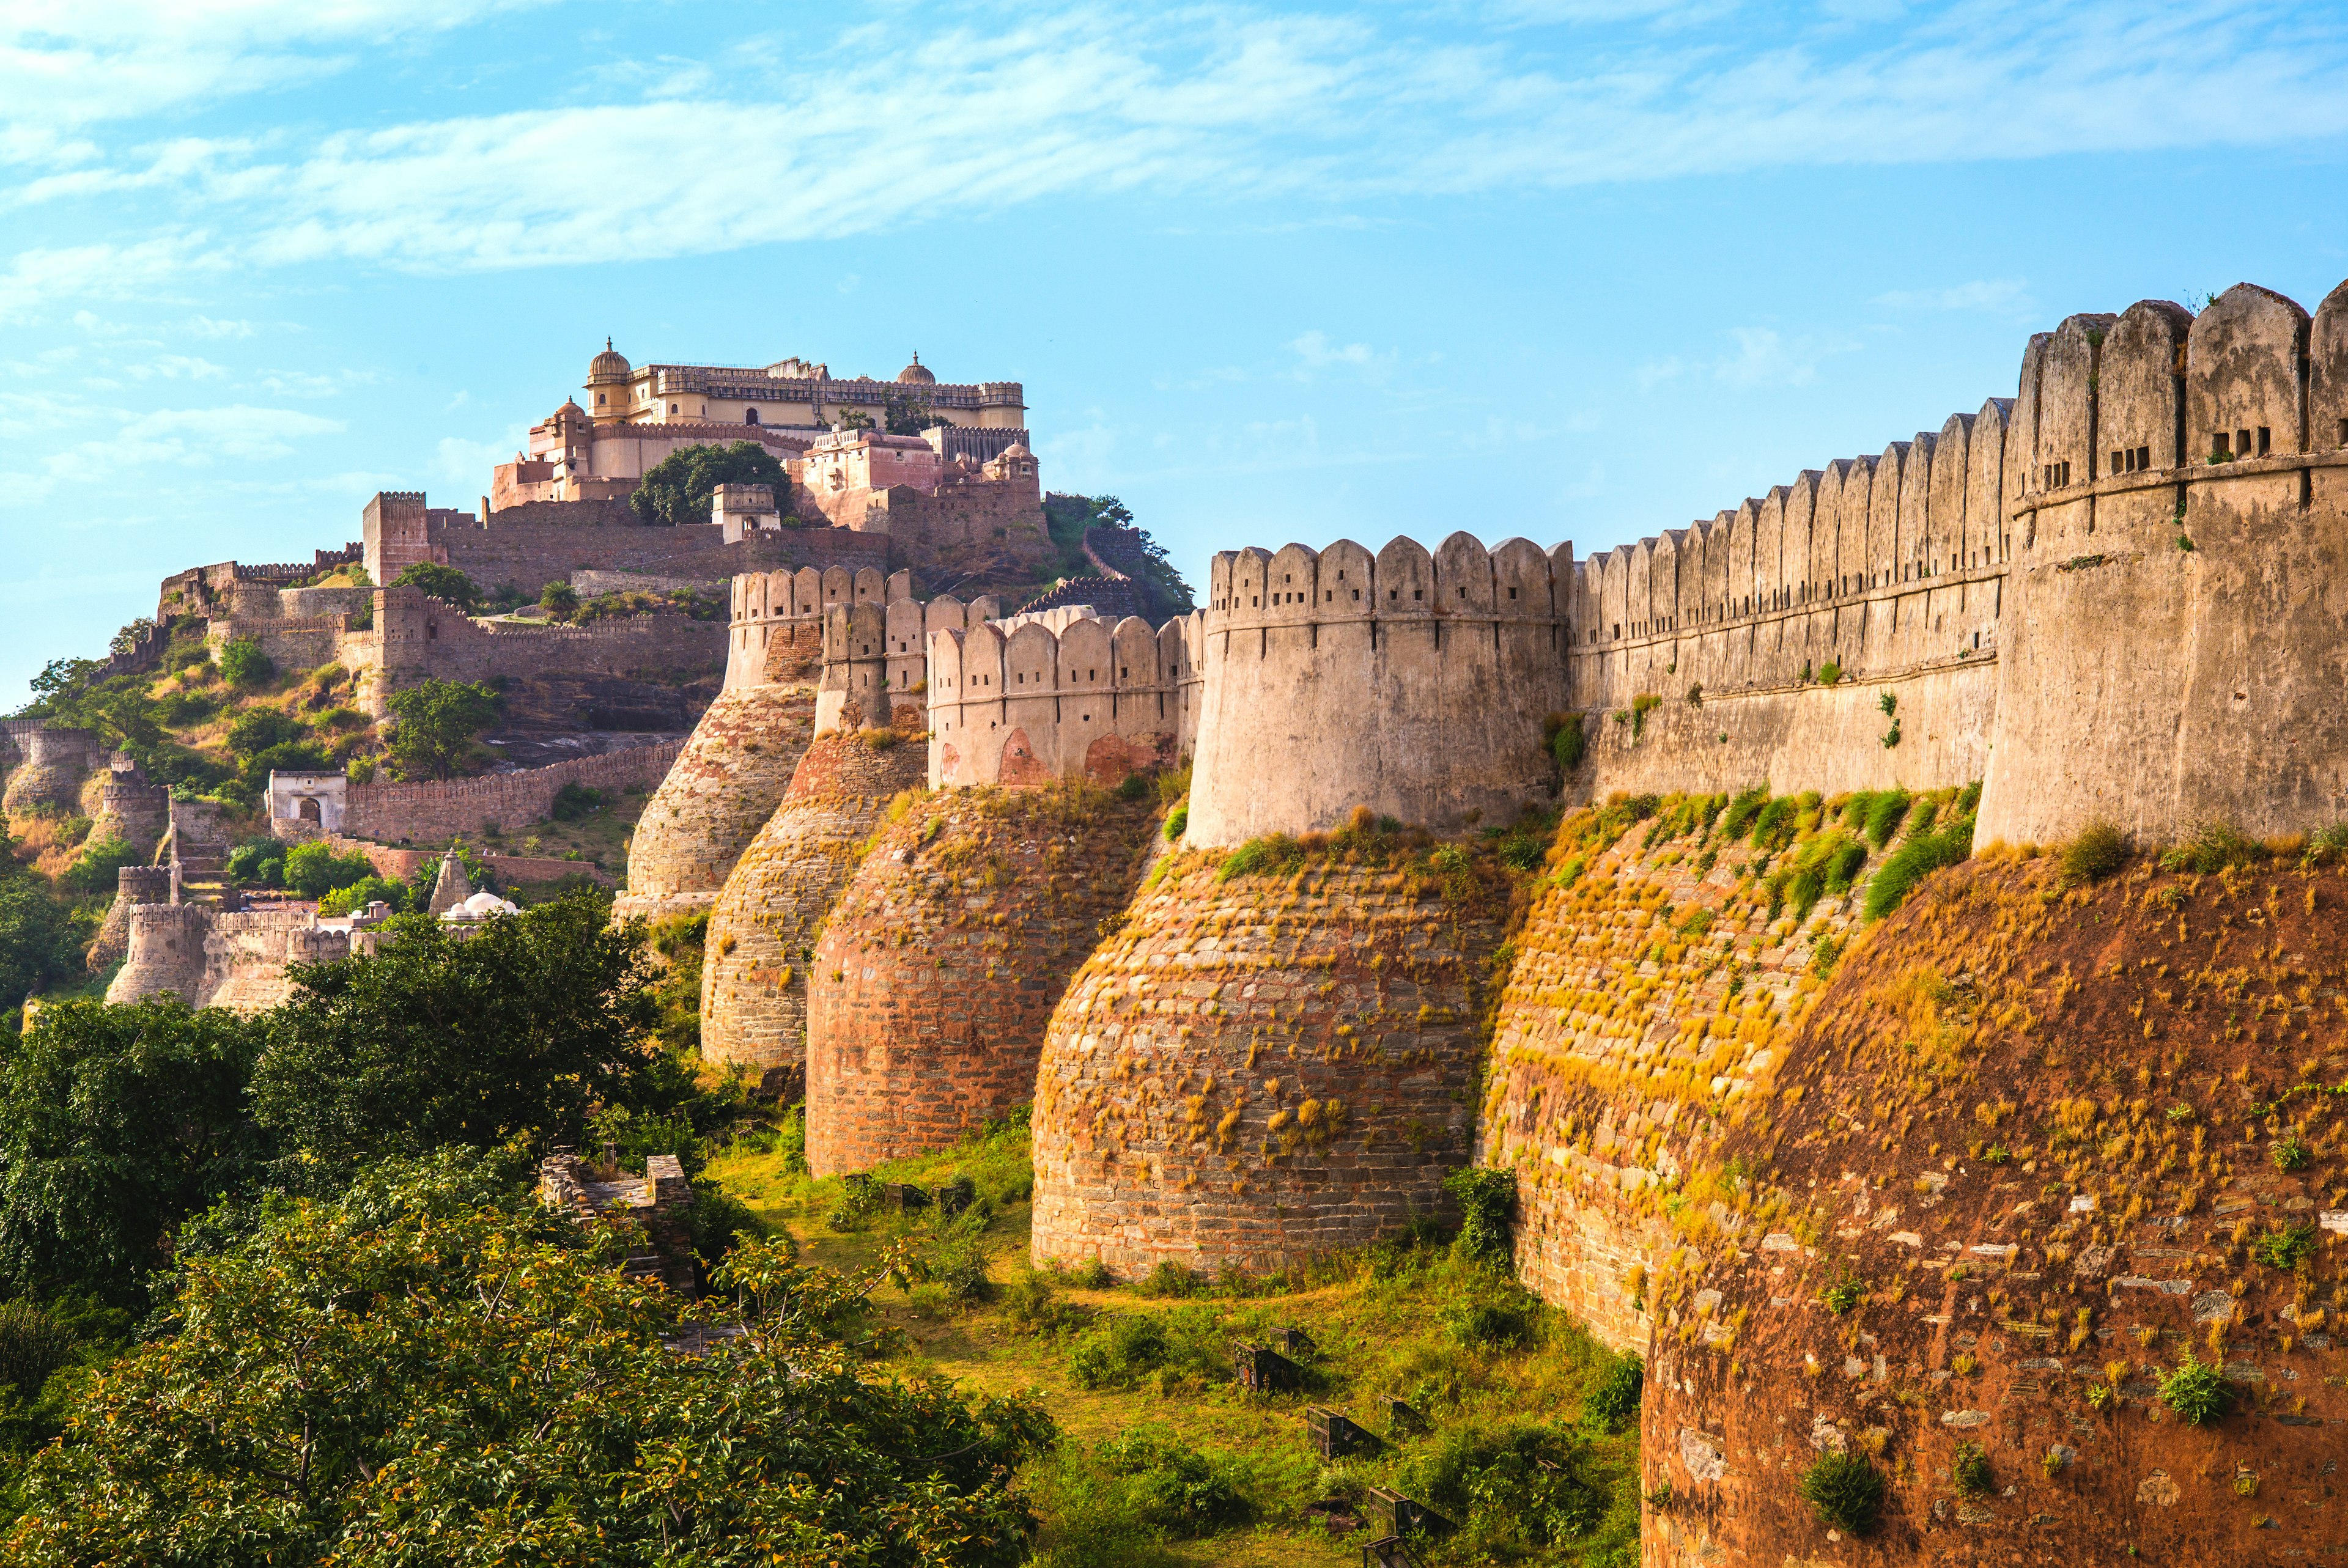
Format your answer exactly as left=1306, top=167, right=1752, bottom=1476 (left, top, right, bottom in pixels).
left=6, top=0, right=2348, bottom=704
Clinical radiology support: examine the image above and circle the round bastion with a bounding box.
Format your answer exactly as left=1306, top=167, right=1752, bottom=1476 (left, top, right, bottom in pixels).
left=804, top=782, right=1163, bottom=1176
left=616, top=625, right=821, bottom=924
left=698, top=721, right=928, bottom=1088
left=4, top=727, right=99, bottom=815
left=1641, top=855, right=2348, bottom=1567
left=1028, top=847, right=1508, bottom=1276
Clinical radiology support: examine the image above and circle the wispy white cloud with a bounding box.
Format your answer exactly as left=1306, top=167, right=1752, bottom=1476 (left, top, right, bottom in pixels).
left=12, top=1, right=2346, bottom=281
left=0, top=234, right=228, bottom=323
left=1639, top=325, right=1859, bottom=389
left=1874, top=277, right=2037, bottom=315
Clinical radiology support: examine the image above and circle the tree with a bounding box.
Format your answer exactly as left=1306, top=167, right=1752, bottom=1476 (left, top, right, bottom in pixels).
left=630, top=441, right=789, bottom=528
left=388, top=562, right=479, bottom=609
left=217, top=639, right=274, bottom=689
left=539, top=580, right=579, bottom=620
left=0, top=998, right=270, bottom=1306
left=280, top=841, right=374, bottom=900
left=0, top=879, right=82, bottom=1023
left=884, top=394, right=953, bottom=436
left=249, top=890, right=670, bottom=1166
left=5, top=1155, right=1049, bottom=1567
left=227, top=708, right=306, bottom=759
left=382, top=678, right=499, bottom=781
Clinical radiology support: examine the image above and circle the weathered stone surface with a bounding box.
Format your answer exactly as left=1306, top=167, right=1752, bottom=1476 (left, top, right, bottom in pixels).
left=698, top=724, right=927, bottom=1073
left=1029, top=853, right=1503, bottom=1275
left=805, top=784, right=1160, bottom=1174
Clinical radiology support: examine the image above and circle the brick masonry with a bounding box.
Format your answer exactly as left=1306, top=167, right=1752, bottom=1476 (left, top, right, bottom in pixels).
left=804, top=785, right=1161, bottom=1176
left=698, top=724, right=928, bottom=1074
left=1028, top=854, right=1505, bottom=1276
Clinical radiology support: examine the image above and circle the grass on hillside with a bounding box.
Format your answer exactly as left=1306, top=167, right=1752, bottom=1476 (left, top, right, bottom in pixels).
left=703, top=1113, right=1642, bottom=1568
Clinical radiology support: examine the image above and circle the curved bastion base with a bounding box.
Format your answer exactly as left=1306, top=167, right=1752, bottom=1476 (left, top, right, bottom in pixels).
left=805, top=784, right=1162, bottom=1177
left=697, top=724, right=927, bottom=1083
left=1028, top=852, right=1505, bottom=1277
left=613, top=674, right=819, bottom=926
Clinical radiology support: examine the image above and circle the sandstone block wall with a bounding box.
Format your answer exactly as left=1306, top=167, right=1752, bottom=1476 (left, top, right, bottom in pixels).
left=1479, top=802, right=1871, bottom=1353
left=927, top=611, right=1202, bottom=789
left=697, top=724, right=928, bottom=1077
left=199, top=908, right=350, bottom=1014
left=107, top=902, right=212, bottom=1004
left=1028, top=853, right=1505, bottom=1275
left=358, top=587, right=725, bottom=712
left=3, top=727, right=99, bottom=814
left=804, top=786, right=1162, bottom=1175
left=90, top=769, right=172, bottom=859
left=1186, top=533, right=1571, bottom=845
left=616, top=623, right=822, bottom=923
left=342, top=741, right=682, bottom=842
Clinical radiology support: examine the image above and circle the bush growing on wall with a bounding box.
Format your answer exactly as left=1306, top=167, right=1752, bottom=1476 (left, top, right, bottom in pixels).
left=389, top=562, right=479, bottom=609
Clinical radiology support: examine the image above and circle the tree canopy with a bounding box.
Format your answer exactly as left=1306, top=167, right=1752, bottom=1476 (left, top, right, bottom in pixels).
left=630, top=441, right=791, bottom=528
left=4, top=1154, right=1051, bottom=1567
left=389, top=562, right=479, bottom=608
left=382, top=677, right=500, bottom=781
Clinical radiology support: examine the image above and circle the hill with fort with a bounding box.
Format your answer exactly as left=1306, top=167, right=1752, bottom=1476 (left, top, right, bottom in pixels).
left=13, top=285, right=2348, bottom=1564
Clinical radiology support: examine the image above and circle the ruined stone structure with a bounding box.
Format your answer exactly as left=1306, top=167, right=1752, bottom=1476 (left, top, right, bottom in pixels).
left=2, top=727, right=100, bottom=814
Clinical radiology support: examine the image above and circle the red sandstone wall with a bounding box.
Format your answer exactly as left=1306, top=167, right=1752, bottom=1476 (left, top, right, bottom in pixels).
left=1028, top=852, right=1507, bottom=1276
left=803, top=786, right=1161, bottom=1176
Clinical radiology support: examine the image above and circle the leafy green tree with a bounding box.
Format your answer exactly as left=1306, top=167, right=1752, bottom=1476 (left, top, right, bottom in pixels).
left=216, top=639, right=274, bottom=689
left=539, top=580, right=580, bottom=620
left=250, top=891, right=672, bottom=1166
left=281, top=841, right=374, bottom=900
left=0, top=880, right=81, bottom=1023
left=630, top=440, right=788, bottom=528
left=382, top=678, right=499, bottom=781
left=226, top=708, right=306, bottom=758
left=884, top=394, right=952, bottom=436
left=389, top=562, right=479, bottom=609
left=4, top=1157, right=1049, bottom=1567
left=59, top=836, right=137, bottom=896
left=0, top=998, right=270, bottom=1306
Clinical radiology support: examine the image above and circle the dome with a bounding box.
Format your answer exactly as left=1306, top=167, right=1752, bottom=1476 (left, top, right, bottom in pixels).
left=587, top=337, right=632, bottom=385
left=998, top=441, right=1031, bottom=459
left=553, top=397, right=589, bottom=429
left=895, top=353, right=937, bottom=386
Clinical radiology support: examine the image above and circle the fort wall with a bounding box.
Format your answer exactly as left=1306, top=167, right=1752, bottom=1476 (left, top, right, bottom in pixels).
left=804, top=787, right=1161, bottom=1174
left=341, top=740, right=683, bottom=841
left=926, top=611, right=1202, bottom=789
left=3, top=727, right=100, bottom=814
left=1186, top=534, right=1570, bottom=845
left=356, top=587, right=724, bottom=713
left=107, top=902, right=212, bottom=1005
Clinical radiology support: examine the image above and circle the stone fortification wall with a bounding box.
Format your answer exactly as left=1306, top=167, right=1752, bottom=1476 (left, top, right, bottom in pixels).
left=1027, top=852, right=1505, bottom=1275
left=3, top=727, right=100, bottom=814
left=341, top=741, right=682, bottom=842
left=697, top=721, right=928, bottom=1080
left=87, top=864, right=173, bottom=973
left=926, top=611, right=1202, bottom=789
left=90, top=767, right=171, bottom=859
left=616, top=627, right=821, bottom=923
left=324, top=837, right=612, bottom=886
left=199, top=908, right=349, bottom=1014
left=1579, top=661, right=1998, bottom=802
left=107, top=902, right=213, bottom=1005
left=354, top=587, right=723, bottom=713
left=804, top=786, right=1162, bottom=1175
left=1477, top=799, right=1880, bottom=1354
left=1979, top=278, right=2348, bottom=844
left=722, top=565, right=910, bottom=693
left=1186, top=534, right=1570, bottom=846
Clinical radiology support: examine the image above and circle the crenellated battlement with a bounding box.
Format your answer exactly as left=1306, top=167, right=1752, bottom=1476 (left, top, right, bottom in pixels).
left=926, top=608, right=1203, bottom=788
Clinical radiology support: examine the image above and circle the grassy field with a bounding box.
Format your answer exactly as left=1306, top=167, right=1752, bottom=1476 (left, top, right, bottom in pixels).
left=704, top=1114, right=1642, bottom=1568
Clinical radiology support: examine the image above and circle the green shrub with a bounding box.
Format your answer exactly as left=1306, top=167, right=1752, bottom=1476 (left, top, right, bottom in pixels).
left=1750, top=795, right=1798, bottom=849
left=1444, top=1295, right=1537, bottom=1349
left=227, top=708, right=306, bottom=758
left=1581, top=1352, right=1643, bottom=1434
left=1004, top=1270, right=1090, bottom=1336
left=0, top=1300, right=77, bottom=1401
left=2252, top=1223, right=2316, bottom=1270
left=216, top=639, right=273, bottom=688
left=1630, top=693, right=1661, bottom=738
left=1094, top=1428, right=1253, bottom=1537
left=2159, top=1352, right=2230, bottom=1425
left=685, top=1182, right=764, bottom=1270
left=1721, top=784, right=1770, bottom=841
left=2059, top=820, right=2128, bottom=884
left=1445, top=1166, right=1516, bottom=1266
left=1400, top=1421, right=1628, bottom=1556
left=539, top=581, right=580, bottom=619
left=318, top=875, right=408, bottom=918
left=1861, top=791, right=1911, bottom=850
left=1816, top=660, right=1843, bottom=685
left=61, top=836, right=137, bottom=895
left=1066, top=1313, right=1170, bottom=1390
left=1135, top=1261, right=1201, bottom=1298
left=548, top=782, right=604, bottom=822
left=1863, top=807, right=1977, bottom=922
left=1800, top=1451, right=1885, bottom=1534
left=1820, top=1278, right=1864, bottom=1314
left=826, top=1172, right=883, bottom=1232
left=1951, top=1440, right=1992, bottom=1496
left=2272, top=1134, right=2311, bottom=1172
left=928, top=1234, right=995, bottom=1305
left=2160, top=820, right=2261, bottom=874
left=1550, top=712, right=1586, bottom=771
left=1162, top=804, right=1187, bottom=842
left=1218, top=833, right=1304, bottom=881
left=391, top=562, right=479, bottom=608
left=1074, top=1257, right=1114, bottom=1290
